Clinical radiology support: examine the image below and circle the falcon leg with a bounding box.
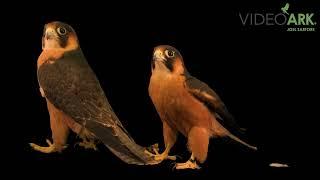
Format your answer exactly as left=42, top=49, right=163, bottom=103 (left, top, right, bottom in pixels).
left=30, top=100, right=69, bottom=153
left=145, top=121, right=178, bottom=161
left=77, top=129, right=97, bottom=151
left=187, top=126, right=209, bottom=162
left=174, top=126, right=209, bottom=170
left=174, top=154, right=200, bottom=170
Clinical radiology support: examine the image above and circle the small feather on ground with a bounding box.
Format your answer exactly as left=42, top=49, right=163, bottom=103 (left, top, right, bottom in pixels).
left=269, top=163, right=289, bottom=168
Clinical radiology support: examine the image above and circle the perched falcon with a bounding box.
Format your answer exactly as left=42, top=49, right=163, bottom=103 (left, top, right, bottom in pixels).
left=147, top=45, right=257, bottom=169
left=30, top=21, right=159, bottom=165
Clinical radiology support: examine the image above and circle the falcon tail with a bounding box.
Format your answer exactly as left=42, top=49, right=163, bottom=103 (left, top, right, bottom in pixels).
left=228, top=133, right=257, bottom=151
left=86, top=120, right=160, bottom=165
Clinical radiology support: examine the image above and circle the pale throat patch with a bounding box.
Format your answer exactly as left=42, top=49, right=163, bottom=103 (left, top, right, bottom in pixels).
left=43, top=39, right=62, bottom=50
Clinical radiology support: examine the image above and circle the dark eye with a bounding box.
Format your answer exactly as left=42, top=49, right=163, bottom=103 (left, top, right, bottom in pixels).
left=57, top=27, right=67, bottom=35
left=165, top=50, right=175, bottom=58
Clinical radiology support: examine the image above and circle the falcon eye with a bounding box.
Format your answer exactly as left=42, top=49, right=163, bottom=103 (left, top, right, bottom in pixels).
left=57, top=27, right=67, bottom=35
left=165, top=50, right=175, bottom=58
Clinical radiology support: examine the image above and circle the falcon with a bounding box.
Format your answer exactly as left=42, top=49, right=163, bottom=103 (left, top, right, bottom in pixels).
left=30, top=21, right=159, bottom=165
left=148, top=45, right=257, bottom=169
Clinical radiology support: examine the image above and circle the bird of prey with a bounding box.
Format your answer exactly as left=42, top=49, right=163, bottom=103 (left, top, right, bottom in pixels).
left=147, top=45, right=257, bottom=169
left=29, top=21, right=160, bottom=165
left=281, top=3, right=290, bottom=15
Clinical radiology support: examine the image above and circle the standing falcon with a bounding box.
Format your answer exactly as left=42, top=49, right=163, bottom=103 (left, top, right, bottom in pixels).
left=30, top=21, right=159, bottom=165
left=148, top=45, right=257, bottom=169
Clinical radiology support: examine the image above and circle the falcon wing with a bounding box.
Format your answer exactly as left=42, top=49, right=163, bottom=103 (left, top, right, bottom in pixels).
left=37, top=49, right=158, bottom=165
left=184, top=75, right=245, bottom=136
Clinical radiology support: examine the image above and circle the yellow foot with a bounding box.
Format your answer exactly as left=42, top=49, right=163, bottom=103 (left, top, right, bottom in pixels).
left=77, top=128, right=97, bottom=151
left=144, top=143, right=177, bottom=161
left=29, top=139, right=66, bottom=153
left=77, top=139, right=97, bottom=151
left=174, top=160, right=201, bottom=170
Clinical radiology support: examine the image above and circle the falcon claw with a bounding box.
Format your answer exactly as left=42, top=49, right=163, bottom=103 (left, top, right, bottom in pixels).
left=174, top=160, right=201, bottom=170
left=77, top=139, right=97, bottom=151
left=145, top=143, right=177, bottom=162
left=29, top=139, right=66, bottom=153
left=146, top=143, right=159, bottom=154
left=46, top=139, right=53, bottom=146
left=165, top=155, right=177, bottom=161
left=77, top=129, right=97, bottom=151
left=78, top=142, right=97, bottom=151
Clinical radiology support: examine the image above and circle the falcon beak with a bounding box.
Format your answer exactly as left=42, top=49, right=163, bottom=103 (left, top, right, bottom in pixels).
left=45, top=27, right=57, bottom=40
left=42, top=26, right=61, bottom=50
left=153, top=49, right=166, bottom=61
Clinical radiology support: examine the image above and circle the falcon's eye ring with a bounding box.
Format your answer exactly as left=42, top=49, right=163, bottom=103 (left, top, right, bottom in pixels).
left=165, top=50, right=175, bottom=58
left=57, top=27, right=67, bottom=35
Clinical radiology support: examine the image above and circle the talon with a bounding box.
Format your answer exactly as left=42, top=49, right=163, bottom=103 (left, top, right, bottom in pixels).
left=146, top=143, right=159, bottom=154
left=174, top=160, right=201, bottom=170
left=166, top=155, right=177, bottom=161
left=144, top=149, right=155, bottom=156
left=46, top=139, right=53, bottom=146
left=77, top=129, right=97, bottom=151
left=29, top=140, right=57, bottom=154
left=77, top=139, right=97, bottom=151
left=144, top=143, right=177, bottom=162
left=152, top=150, right=176, bottom=161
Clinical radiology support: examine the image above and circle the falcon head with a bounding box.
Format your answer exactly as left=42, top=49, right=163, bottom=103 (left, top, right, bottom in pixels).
left=42, top=21, right=79, bottom=51
left=152, top=45, right=186, bottom=75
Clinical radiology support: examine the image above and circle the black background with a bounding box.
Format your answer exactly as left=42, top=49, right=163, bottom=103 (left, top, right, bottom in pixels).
left=2, top=0, right=318, bottom=178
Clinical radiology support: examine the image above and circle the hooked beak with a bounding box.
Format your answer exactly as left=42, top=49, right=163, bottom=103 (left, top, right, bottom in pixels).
left=42, top=26, right=60, bottom=50
left=44, top=27, right=57, bottom=40
left=153, top=49, right=166, bottom=61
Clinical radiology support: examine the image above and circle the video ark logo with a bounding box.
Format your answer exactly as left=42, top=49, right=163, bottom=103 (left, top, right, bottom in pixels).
left=239, top=2, right=317, bottom=31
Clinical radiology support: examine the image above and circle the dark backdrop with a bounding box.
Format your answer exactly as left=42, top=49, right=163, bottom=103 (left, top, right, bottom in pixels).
left=2, top=0, right=318, bottom=178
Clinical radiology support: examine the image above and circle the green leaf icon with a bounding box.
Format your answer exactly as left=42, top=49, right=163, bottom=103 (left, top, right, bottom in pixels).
left=281, top=3, right=290, bottom=15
